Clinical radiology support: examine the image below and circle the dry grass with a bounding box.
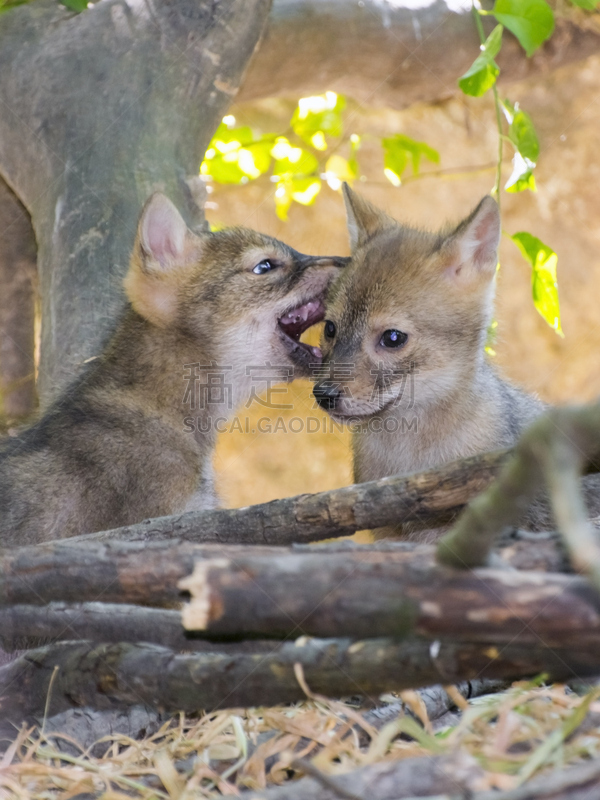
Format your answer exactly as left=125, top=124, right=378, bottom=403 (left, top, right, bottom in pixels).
left=3, top=680, right=600, bottom=798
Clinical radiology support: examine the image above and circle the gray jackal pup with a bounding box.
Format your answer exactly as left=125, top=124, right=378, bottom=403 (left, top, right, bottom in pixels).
left=0, top=194, right=345, bottom=545
left=313, top=184, right=600, bottom=539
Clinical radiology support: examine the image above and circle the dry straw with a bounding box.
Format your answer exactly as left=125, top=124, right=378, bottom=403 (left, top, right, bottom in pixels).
left=2, top=679, right=600, bottom=798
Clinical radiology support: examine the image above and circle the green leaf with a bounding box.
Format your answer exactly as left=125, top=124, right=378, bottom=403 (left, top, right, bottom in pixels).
left=201, top=153, right=246, bottom=184
left=325, top=155, right=356, bottom=189
left=291, top=176, right=321, bottom=205
left=382, top=134, right=439, bottom=185
left=505, top=152, right=537, bottom=193
left=493, top=0, right=554, bottom=57
left=458, top=25, right=503, bottom=97
left=291, top=92, right=346, bottom=149
left=274, top=180, right=293, bottom=221
left=505, top=170, right=536, bottom=193
left=211, top=122, right=254, bottom=148
left=272, top=138, right=319, bottom=178
left=480, top=22, right=505, bottom=59
left=459, top=57, right=500, bottom=97
left=274, top=176, right=321, bottom=220
left=61, top=0, right=88, bottom=9
left=0, top=0, right=29, bottom=13
left=201, top=123, right=275, bottom=184
left=349, top=133, right=361, bottom=177
left=239, top=142, right=272, bottom=178
left=569, top=0, right=599, bottom=9
left=511, top=232, right=562, bottom=334
left=509, top=108, right=540, bottom=161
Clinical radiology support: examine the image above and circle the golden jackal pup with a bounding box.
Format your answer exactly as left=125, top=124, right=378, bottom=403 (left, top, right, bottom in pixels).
left=0, top=194, right=345, bottom=545
left=314, top=184, right=599, bottom=539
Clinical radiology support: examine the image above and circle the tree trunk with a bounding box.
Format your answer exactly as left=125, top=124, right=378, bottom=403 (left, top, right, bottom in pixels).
left=0, top=0, right=270, bottom=403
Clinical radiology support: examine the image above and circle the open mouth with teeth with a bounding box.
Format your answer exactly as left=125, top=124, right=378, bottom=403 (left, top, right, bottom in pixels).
left=277, top=298, right=325, bottom=369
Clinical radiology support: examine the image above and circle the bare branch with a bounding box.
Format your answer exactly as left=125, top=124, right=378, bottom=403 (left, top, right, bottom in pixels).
left=66, top=449, right=513, bottom=545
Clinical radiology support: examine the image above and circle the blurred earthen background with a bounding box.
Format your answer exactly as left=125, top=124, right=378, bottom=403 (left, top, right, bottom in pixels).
left=208, top=55, right=600, bottom=513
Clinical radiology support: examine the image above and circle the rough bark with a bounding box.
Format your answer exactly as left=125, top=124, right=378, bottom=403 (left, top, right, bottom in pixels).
left=0, top=536, right=568, bottom=609
left=0, top=177, right=37, bottom=423
left=177, top=549, right=600, bottom=644
left=0, top=538, right=592, bottom=646
left=0, top=539, right=273, bottom=607
left=0, top=602, right=277, bottom=654
left=61, top=446, right=600, bottom=548
left=67, top=448, right=514, bottom=545
left=240, top=0, right=600, bottom=110
left=0, top=0, right=271, bottom=403
left=1, top=637, right=598, bottom=732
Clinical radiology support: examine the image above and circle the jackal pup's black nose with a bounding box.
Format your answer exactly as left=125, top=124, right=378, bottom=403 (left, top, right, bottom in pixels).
left=313, top=382, right=341, bottom=411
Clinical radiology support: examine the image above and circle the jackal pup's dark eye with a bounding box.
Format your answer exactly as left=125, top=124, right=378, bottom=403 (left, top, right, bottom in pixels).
left=253, top=259, right=275, bottom=275
left=324, top=320, right=337, bottom=340
left=380, top=329, right=408, bottom=348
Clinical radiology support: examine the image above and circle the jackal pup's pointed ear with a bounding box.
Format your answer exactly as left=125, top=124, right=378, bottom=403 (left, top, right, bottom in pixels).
left=342, top=183, right=395, bottom=252
left=443, top=196, right=500, bottom=283
left=125, top=193, right=202, bottom=328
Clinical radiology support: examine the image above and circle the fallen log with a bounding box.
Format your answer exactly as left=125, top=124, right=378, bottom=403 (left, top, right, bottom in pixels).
left=0, top=536, right=568, bottom=610
left=53, top=443, right=600, bottom=548
left=65, top=449, right=513, bottom=545
left=0, top=539, right=264, bottom=607
left=0, top=602, right=276, bottom=654
left=178, top=550, right=599, bottom=646
left=1, top=637, right=599, bottom=730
